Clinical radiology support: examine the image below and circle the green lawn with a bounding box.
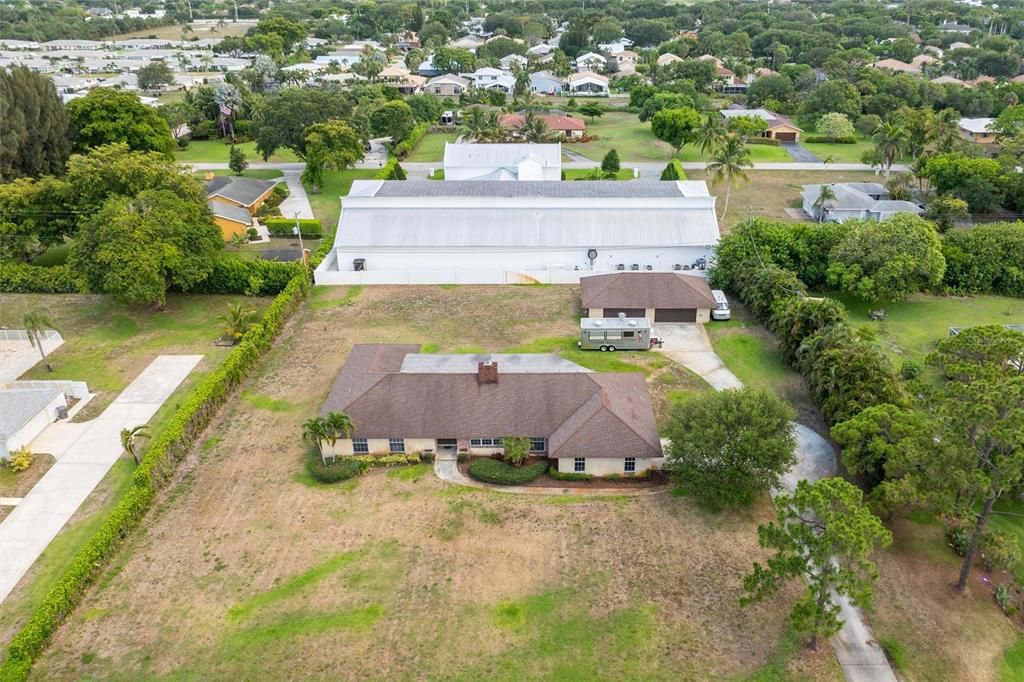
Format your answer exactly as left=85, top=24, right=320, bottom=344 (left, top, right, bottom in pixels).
left=406, top=132, right=459, bottom=162
left=571, top=112, right=675, bottom=162
left=705, top=320, right=795, bottom=396
left=562, top=168, right=635, bottom=180
left=194, top=168, right=283, bottom=180
left=304, top=168, right=380, bottom=229
left=175, top=140, right=300, bottom=164
left=823, top=292, right=1024, bottom=364
left=800, top=137, right=876, bottom=164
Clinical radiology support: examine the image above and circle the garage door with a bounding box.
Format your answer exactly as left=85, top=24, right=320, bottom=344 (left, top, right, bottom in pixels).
left=775, top=132, right=797, bottom=142
left=654, top=308, right=697, bottom=322
left=604, top=308, right=645, bottom=318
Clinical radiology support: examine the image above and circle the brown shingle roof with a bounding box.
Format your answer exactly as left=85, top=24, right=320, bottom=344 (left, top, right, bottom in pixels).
left=321, top=345, right=662, bottom=458
left=580, top=272, right=717, bottom=310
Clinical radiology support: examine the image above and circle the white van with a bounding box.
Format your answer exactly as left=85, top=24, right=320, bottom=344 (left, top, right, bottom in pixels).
left=711, top=290, right=731, bottom=321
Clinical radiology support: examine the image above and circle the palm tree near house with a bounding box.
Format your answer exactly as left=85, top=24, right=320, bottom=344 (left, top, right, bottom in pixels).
left=22, top=309, right=56, bottom=372
left=302, top=416, right=330, bottom=463
left=120, top=425, right=150, bottom=465
left=931, top=107, right=960, bottom=153
left=813, top=184, right=837, bottom=223
left=695, top=113, right=727, bottom=158
left=871, top=120, right=908, bottom=179
left=460, top=107, right=491, bottom=142
left=324, top=411, right=355, bottom=459
left=483, top=110, right=505, bottom=142
left=522, top=112, right=549, bottom=143
left=706, top=134, right=753, bottom=222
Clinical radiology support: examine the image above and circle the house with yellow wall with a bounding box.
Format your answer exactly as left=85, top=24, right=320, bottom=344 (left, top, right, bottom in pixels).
left=205, top=176, right=278, bottom=240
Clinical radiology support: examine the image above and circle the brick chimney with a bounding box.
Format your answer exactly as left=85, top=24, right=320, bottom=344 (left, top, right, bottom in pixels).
left=477, top=360, right=499, bottom=384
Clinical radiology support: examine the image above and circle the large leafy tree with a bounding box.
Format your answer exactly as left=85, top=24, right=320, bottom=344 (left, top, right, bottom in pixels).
left=665, top=388, right=796, bottom=510
left=253, top=87, right=353, bottom=160
left=301, top=121, right=364, bottom=194
left=831, top=403, right=934, bottom=491
left=66, top=88, right=173, bottom=156
left=798, top=80, right=862, bottom=125
left=743, top=478, right=892, bottom=649
left=370, top=100, right=414, bottom=143
left=0, top=176, right=73, bottom=261
left=69, top=189, right=223, bottom=307
left=249, top=14, right=307, bottom=54
left=879, top=326, right=1024, bottom=592
left=136, top=60, right=175, bottom=93
left=650, top=106, right=702, bottom=154
left=826, top=214, right=946, bottom=302
left=0, top=66, right=70, bottom=180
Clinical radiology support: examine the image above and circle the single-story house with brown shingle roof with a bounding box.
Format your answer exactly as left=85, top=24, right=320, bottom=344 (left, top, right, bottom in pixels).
left=320, top=344, right=663, bottom=475
left=719, top=108, right=803, bottom=142
left=500, top=112, right=586, bottom=138
left=580, top=272, right=717, bottom=323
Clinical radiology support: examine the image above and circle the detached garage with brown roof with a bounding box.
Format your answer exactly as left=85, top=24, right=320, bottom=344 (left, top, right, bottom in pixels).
left=580, top=272, right=717, bottom=323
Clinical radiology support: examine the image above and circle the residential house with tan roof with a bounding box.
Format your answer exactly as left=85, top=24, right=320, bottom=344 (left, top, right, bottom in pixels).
left=719, top=108, right=802, bottom=142
left=320, top=344, right=663, bottom=475
left=567, top=71, right=609, bottom=95
left=425, top=73, right=471, bottom=96
left=580, top=272, right=717, bottom=323
left=205, top=176, right=277, bottom=240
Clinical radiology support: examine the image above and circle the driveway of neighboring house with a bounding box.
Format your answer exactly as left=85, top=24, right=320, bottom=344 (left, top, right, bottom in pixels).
left=0, top=355, right=202, bottom=603
left=782, top=142, right=821, bottom=163
left=277, top=171, right=314, bottom=221
left=653, top=323, right=896, bottom=682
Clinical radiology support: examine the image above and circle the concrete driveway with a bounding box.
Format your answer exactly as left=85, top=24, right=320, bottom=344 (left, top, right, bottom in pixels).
left=655, top=324, right=742, bottom=390
left=0, top=355, right=202, bottom=602
left=782, top=142, right=821, bottom=163
left=277, top=171, right=314, bottom=220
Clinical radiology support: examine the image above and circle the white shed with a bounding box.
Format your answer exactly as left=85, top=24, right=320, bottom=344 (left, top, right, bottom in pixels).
left=443, top=142, right=562, bottom=181
left=0, top=388, right=67, bottom=458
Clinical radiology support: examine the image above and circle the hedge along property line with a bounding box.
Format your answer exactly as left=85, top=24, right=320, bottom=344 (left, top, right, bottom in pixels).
left=0, top=271, right=313, bottom=682
left=263, top=218, right=323, bottom=239
left=1, top=256, right=300, bottom=297
left=393, top=122, right=431, bottom=160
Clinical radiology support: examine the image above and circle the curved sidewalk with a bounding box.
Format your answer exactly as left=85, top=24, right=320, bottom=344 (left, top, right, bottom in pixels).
left=432, top=454, right=667, bottom=497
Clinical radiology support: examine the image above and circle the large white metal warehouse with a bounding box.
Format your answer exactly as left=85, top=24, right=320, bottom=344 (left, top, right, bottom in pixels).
left=314, top=180, right=720, bottom=285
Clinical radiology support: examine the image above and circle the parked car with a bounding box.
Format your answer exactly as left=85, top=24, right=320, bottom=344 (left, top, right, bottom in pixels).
left=711, top=290, right=731, bottom=321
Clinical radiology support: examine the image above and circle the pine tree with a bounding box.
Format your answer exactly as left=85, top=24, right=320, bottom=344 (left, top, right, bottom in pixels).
left=601, top=149, right=620, bottom=175
left=229, top=145, right=248, bottom=175
left=0, top=66, right=70, bottom=180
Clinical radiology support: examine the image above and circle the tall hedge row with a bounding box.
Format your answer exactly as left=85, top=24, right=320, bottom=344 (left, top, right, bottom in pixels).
left=941, top=223, right=1024, bottom=296
left=0, top=270, right=312, bottom=681
left=0, top=255, right=299, bottom=297
left=710, top=243, right=905, bottom=428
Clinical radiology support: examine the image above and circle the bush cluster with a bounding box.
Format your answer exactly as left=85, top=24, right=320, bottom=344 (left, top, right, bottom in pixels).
left=376, top=158, right=407, bottom=180
left=547, top=468, right=594, bottom=481
left=467, top=458, right=548, bottom=485
left=0, top=262, right=77, bottom=293
left=263, top=218, right=323, bottom=239
left=352, top=453, right=422, bottom=467
left=6, top=447, right=34, bottom=472
left=0, top=264, right=313, bottom=681
left=745, top=136, right=781, bottom=146
left=393, top=122, right=430, bottom=159
left=942, top=222, right=1024, bottom=296
left=306, top=452, right=367, bottom=483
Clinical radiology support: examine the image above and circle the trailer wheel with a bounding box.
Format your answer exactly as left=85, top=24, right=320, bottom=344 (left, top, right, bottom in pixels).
left=599, top=345, right=608, bottom=352
left=607, top=345, right=616, bottom=352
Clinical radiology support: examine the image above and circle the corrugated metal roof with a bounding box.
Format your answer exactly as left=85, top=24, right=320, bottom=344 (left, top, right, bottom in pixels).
left=367, top=180, right=697, bottom=199
left=335, top=207, right=720, bottom=248
left=443, top=143, right=562, bottom=168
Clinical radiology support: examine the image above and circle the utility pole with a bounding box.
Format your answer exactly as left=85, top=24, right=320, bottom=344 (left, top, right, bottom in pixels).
left=233, top=0, right=238, bottom=22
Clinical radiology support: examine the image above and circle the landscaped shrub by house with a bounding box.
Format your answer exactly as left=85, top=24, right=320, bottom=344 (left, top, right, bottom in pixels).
left=0, top=264, right=313, bottom=681
left=467, top=458, right=548, bottom=485
left=263, top=218, right=323, bottom=239
left=352, top=453, right=422, bottom=467
left=6, top=447, right=34, bottom=472
left=376, top=158, right=407, bottom=180
left=746, top=136, right=782, bottom=146
left=547, top=468, right=594, bottom=482
left=0, top=262, right=77, bottom=293
left=305, top=451, right=368, bottom=482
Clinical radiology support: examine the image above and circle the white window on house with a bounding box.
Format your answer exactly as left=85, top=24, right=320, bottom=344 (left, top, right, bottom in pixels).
left=574, top=457, right=586, bottom=473
left=352, top=438, right=369, bottom=453
left=389, top=438, right=405, bottom=453
left=470, top=437, right=502, bottom=447
left=624, top=457, right=636, bottom=473
left=529, top=437, right=546, bottom=453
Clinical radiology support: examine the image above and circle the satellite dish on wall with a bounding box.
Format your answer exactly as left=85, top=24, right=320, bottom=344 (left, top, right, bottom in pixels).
left=587, top=249, right=598, bottom=261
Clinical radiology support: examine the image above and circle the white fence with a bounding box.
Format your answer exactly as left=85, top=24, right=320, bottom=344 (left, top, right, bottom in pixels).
left=314, top=267, right=588, bottom=286
left=0, top=330, right=64, bottom=385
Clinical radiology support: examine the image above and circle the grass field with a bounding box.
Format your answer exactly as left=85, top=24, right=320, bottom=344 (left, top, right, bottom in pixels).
left=562, top=168, right=635, bottom=180
left=571, top=111, right=676, bottom=162
left=175, top=140, right=300, bottom=164
left=106, top=21, right=256, bottom=41
left=25, top=285, right=843, bottom=681
left=405, top=132, right=459, bottom=162
left=800, top=134, right=912, bottom=165
left=195, top=168, right=284, bottom=180
left=304, top=168, right=380, bottom=229
left=823, top=292, right=1024, bottom=365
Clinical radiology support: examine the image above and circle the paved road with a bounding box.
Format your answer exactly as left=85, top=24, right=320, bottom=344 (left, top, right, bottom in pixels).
left=653, top=323, right=896, bottom=682
left=0, top=355, right=202, bottom=602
